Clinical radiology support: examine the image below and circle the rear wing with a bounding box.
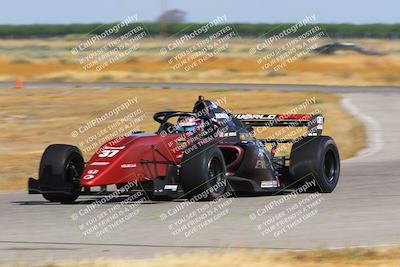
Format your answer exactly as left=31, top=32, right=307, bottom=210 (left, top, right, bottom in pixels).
left=234, top=114, right=324, bottom=140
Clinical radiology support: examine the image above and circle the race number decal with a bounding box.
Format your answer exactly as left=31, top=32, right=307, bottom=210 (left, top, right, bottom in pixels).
left=98, top=149, right=120, bottom=158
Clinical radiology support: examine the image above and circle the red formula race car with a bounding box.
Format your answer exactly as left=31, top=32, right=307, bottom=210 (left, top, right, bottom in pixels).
left=28, top=96, right=340, bottom=202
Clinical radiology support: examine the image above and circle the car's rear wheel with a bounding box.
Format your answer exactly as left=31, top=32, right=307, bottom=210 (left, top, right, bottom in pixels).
left=289, top=136, right=340, bottom=193
left=39, top=144, right=84, bottom=202
left=180, top=146, right=226, bottom=200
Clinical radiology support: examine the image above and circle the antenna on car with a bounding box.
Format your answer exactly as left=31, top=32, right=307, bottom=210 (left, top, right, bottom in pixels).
left=198, top=96, right=204, bottom=100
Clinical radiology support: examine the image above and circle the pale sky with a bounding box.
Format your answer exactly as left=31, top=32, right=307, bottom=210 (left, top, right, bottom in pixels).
left=0, top=0, right=399, bottom=24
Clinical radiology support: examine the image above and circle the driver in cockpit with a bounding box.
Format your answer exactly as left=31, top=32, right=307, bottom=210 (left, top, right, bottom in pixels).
left=175, top=116, right=200, bottom=133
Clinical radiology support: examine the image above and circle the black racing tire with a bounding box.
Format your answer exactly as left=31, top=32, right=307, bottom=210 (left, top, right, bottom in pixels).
left=39, top=144, right=84, bottom=202
left=289, top=136, right=340, bottom=193
left=180, top=146, right=227, bottom=201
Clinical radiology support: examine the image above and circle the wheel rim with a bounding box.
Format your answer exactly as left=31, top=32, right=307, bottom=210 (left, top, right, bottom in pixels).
left=324, top=150, right=337, bottom=183
left=208, top=157, right=225, bottom=192
left=65, top=156, right=83, bottom=184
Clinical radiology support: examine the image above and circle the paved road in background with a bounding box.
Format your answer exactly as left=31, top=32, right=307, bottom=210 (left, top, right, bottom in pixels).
left=0, top=85, right=399, bottom=264
left=0, top=81, right=400, bottom=93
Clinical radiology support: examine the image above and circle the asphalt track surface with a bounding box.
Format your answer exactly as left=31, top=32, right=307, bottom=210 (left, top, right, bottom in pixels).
left=1, top=81, right=400, bottom=93
left=0, top=83, right=399, bottom=264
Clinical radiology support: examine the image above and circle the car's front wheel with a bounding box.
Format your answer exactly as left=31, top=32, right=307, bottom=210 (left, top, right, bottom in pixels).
left=180, top=145, right=227, bottom=200
left=39, top=144, right=84, bottom=202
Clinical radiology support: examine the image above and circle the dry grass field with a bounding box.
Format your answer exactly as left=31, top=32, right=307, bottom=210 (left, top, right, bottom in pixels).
left=1, top=246, right=400, bottom=267
left=0, top=87, right=364, bottom=190
left=0, top=38, right=399, bottom=86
